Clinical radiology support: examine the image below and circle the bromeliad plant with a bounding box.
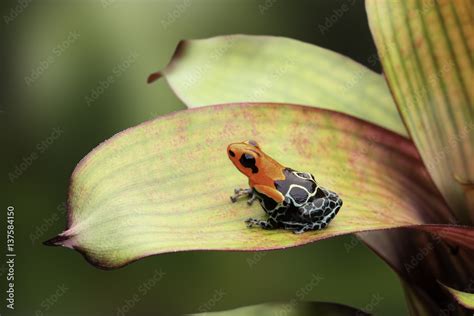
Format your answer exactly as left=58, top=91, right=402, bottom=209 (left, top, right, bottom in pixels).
left=46, top=1, right=473, bottom=315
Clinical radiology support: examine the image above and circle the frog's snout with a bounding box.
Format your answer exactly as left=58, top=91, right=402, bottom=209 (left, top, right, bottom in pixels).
left=227, top=144, right=237, bottom=158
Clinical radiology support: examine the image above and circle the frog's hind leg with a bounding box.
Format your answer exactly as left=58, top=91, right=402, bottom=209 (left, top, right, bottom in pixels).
left=245, top=217, right=277, bottom=230
left=293, top=188, right=343, bottom=234
left=230, top=188, right=255, bottom=204
left=244, top=207, right=283, bottom=230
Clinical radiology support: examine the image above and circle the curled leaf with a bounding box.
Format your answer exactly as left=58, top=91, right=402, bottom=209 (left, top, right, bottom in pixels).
left=359, top=226, right=474, bottom=314
left=441, top=283, right=474, bottom=310
left=149, top=35, right=407, bottom=136
left=366, top=0, right=474, bottom=222
left=46, top=104, right=451, bottom=269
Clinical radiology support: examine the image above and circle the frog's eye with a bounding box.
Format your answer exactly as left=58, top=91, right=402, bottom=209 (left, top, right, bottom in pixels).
left=239, top=153, right=259, bottom=173
left=241, top=153, right=255, bottom=164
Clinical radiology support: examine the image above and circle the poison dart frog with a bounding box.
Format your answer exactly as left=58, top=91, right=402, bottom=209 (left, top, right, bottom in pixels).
left=227, top=140, right=342, bottom=234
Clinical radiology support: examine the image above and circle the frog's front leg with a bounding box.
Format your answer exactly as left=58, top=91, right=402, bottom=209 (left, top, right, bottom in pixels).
left=246, top=193, right=258, bottom=205
left=230, top=187, right=256, bottom=204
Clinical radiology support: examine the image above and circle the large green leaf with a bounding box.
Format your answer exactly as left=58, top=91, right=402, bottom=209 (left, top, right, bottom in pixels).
left=45, top=103, right=458, bottom=269
left=190, top=301, right=369, bottom=316
left=366, top=0, right=473, bottom=222
left=149, top=35, right=407, bottom=137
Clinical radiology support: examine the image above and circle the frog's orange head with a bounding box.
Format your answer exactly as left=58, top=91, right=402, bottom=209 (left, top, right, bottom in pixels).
left=227, top=140, right=263, bottom=177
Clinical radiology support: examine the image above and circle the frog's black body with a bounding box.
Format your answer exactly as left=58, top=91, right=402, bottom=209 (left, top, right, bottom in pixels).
left=248, top=168, right=343, bottom=234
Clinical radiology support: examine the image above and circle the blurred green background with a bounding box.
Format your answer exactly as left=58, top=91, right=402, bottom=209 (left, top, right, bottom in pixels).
left=1, top=0, right=407, bottom=315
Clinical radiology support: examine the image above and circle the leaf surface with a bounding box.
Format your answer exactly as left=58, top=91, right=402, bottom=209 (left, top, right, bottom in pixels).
left=149, top=35, right=407, bottom=136
left=47, top=104, right=452, bottom=269
left=366, top=0, right=474, bottom=222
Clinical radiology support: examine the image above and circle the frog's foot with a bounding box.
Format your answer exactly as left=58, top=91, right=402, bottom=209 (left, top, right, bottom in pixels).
left=246, top=194, right=258, bottom=205
left=230, top=188, right=253, bottom=203
left=245, top=218, right=275, bottom=230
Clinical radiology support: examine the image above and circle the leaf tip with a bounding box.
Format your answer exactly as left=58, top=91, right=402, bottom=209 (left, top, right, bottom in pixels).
left=439, top=281, right=474, bottom=310
left=43, top=233, right=74, bottom=249
left=147, top=39, right=188, bottom=84
left=147, top=71, right=163, bottom=84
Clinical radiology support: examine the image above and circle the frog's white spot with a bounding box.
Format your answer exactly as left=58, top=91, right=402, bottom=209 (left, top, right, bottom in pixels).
left=285, top=184, right=313, bottom=207
left=294, top=172, right=312, bottom=180
left=288, top=186, right=309, bottom=204
left=284, top=170, right=320, bottom=207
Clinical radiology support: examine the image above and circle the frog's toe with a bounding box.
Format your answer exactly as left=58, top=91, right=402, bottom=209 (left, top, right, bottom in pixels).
left=244, top=217, right=275, bottom=229
left=246, top=194, right=257, bottom=205
left=293, top=227, right=308, bottom=234
left=244, top=217, right=257, bottom=227
left=230, top=188, right=253, bottom=203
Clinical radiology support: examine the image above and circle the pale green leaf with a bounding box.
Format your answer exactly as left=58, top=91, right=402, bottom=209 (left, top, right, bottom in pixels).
left=45, top=104, right=453, bottom=269
left=149, top=35, right=407, bottom=136
left=366, top=0, right=474, bottom=222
